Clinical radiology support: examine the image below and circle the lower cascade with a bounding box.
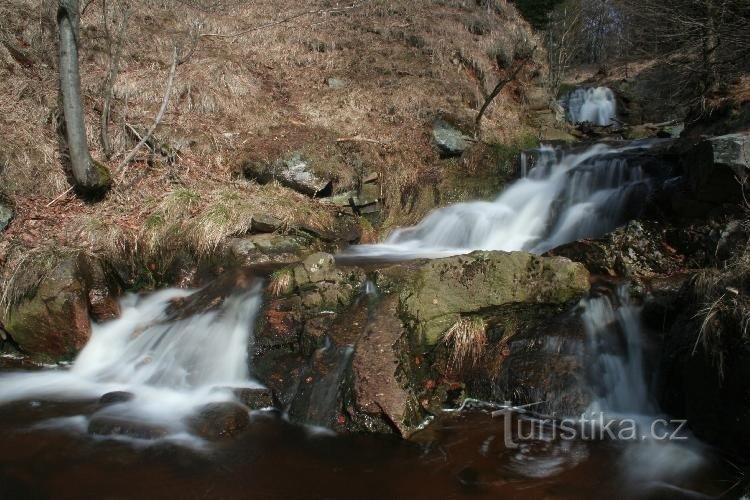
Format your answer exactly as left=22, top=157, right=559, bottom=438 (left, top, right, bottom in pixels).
left=580, top=286, right=707, bottom=487
left=0, top=282, right=265, bottom=442
left=349, top=141, right=650, bottom=259
left=565, top=86, right=618, bottom=126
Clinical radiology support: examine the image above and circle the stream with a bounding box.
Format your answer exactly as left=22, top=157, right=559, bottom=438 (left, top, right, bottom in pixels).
left=0, top=90, right=745, bottom=498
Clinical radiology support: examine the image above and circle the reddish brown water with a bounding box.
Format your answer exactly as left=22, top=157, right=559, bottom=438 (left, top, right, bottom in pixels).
left=0, top=397, right=743, bottom=500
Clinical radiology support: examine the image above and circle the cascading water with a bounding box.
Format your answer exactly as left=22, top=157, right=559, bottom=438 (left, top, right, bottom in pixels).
left=0, top=282, right=265, bottom=441
left=580, top=286, right=707, bottom=487
left=348, top=142, right=650, bottom=259
left=565, top=87, right=617, bottom=126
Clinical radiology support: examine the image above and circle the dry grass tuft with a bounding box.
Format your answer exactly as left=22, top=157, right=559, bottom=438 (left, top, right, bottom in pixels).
left=0, top=243, right=81, bottom=317
left=691, top=233, right=750, bottom=379
left=268, top=268, right=293, bottom=297
left=444, top=316, right=488, bottom=371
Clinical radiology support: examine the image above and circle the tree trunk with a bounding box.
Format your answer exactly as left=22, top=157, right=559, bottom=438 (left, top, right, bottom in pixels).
left=58, top=0, right=111, bottom=195
left=702, top=0, right=719, bottom=96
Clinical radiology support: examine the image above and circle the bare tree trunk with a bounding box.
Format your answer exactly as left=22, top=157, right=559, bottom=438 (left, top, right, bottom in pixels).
left=58, top=0, right=111, bottom=194
left=475, top=57, right=530, bottom=134
left=702, top=0, right=719, bottom=96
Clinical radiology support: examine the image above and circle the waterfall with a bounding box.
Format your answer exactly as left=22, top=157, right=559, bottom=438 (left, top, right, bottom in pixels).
left=565, top=87, right=617, bottom=126
left=349, top=142, right=650, bottom=259
left=581, top=286, right=655, bottom=415
left=0, top=283, right=265, bottom=440
left=580, top=285, right=706, bottom=485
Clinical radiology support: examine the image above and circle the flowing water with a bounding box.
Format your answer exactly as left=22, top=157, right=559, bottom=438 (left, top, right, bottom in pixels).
left=348, top=142, right=650, bottom=259
left=0, top=283, right=265, bottom=445
left=0, top=138, right=744, bottom=498
left=565, top=87, right=618, bottom=126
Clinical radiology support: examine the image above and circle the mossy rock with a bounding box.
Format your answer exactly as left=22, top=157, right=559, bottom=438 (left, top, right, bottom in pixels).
left=5, top=255, right=92, bottom=362
left=400, top=251, right=590, bottom=345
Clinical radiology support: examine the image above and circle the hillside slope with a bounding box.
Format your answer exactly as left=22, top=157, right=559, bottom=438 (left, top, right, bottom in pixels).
left=0, top=0, right=546, bottom=285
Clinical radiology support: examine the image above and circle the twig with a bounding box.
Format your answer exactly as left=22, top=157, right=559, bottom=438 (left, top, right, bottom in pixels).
left=47, top=186, right=74, bottom=207
left=336, top=136, right=382, bottom=144
left=116, top=47, right=178, bottom=178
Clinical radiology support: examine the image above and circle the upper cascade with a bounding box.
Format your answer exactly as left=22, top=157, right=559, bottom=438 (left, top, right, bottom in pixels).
left=565, top=87, right=618, bottom=126
left=348, top=142, right=651, bottom=259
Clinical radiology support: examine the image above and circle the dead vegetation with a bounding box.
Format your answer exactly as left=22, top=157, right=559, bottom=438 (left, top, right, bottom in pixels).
left=443, top=316, right=488, bottom=371
left=0, top=0, right=543, bottom=294
left=691, top=236, right=750, bottom=379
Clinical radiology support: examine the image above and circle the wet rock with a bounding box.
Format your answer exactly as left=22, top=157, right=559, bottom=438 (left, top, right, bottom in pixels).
left=546, top=220, right=684, bottom=279
left=255, top=297, right=303, bottom=353
left=187, top=402, right=250, bottom=440
left=477, top=311, right=590, bottom=417
left=684, top=133, right=750, bottom=204
left=657, top=280, right=750, bottom=458
left=400, top=251, right=590, bottom=345
left=251, top=213, right=283, bottom=233
left=79, top=259, right=121, bottom=322
left=4, top=254, right=92, bottom=362
left=88, top=415, right=169, bottom=439
left=227, top=387, right=276, bottom=409
left=350, top=296, right=423, bottom=437
left=238, top=152, right=333, bottom=197
left=98, top=391, right=135, bottom=406
left=432, top=119, right=471, bottom=158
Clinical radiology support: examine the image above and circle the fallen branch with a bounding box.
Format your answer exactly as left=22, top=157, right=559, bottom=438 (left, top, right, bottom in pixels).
left=116, top=47, right=177, bottom=178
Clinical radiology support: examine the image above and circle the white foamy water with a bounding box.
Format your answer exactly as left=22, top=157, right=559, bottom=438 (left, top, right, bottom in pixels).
left=580, top=287, right=707, bottom=489
left=348, top=142, right=649, bottom=259
left=0, top=283, right=264, bottom=441
left=566, top=87, right=617, bottom=126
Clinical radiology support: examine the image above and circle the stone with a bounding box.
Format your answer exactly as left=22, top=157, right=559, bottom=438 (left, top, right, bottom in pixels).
left=5, top=255, right=91, bottom=362
left=187, top=401, right=250, bottom=440
left=400, top=251, right=590, bottom=345
left=251, top=213, right=283, bottom=233
left=88, top=414, right=169, bottom=439
left=546, top=220, right=684, bottom=279
left=0, top=203, right=12, bottom=232
left=478, top=312, right=590, bottom=417
left=227, top=387, right=276, bottom=409
left=98, top=391, right=135, bottom=406
left=79, top=259, right=121, bottom=323
left=238, top=152, right=333, bottom=197
left=685, top=133, right=750, bottom=204
left=302, top=252, right=335, bottom=283
left=325, top=77, right=347, bottom=89
left=255, top=297, right=303, bottom=352
left=351, top=296, right=422, bottom=437
left=432, top=119, right=471, bottom=158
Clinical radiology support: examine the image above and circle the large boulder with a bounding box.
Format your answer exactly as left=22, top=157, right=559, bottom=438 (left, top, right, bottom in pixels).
left=5, top=255, right=92, bottom=362
left=3, top=254, right=121, bottom=362
left=350, top=296, right=423, bottom=437
left=546, top=220, right=684, bottom=279
left=400, top=251, right=590, bottom=345
left=684, top=133, right=750, bottom=204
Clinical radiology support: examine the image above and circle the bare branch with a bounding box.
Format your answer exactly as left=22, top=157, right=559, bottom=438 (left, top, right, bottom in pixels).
left=116, top=47, right=178, bottom=178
